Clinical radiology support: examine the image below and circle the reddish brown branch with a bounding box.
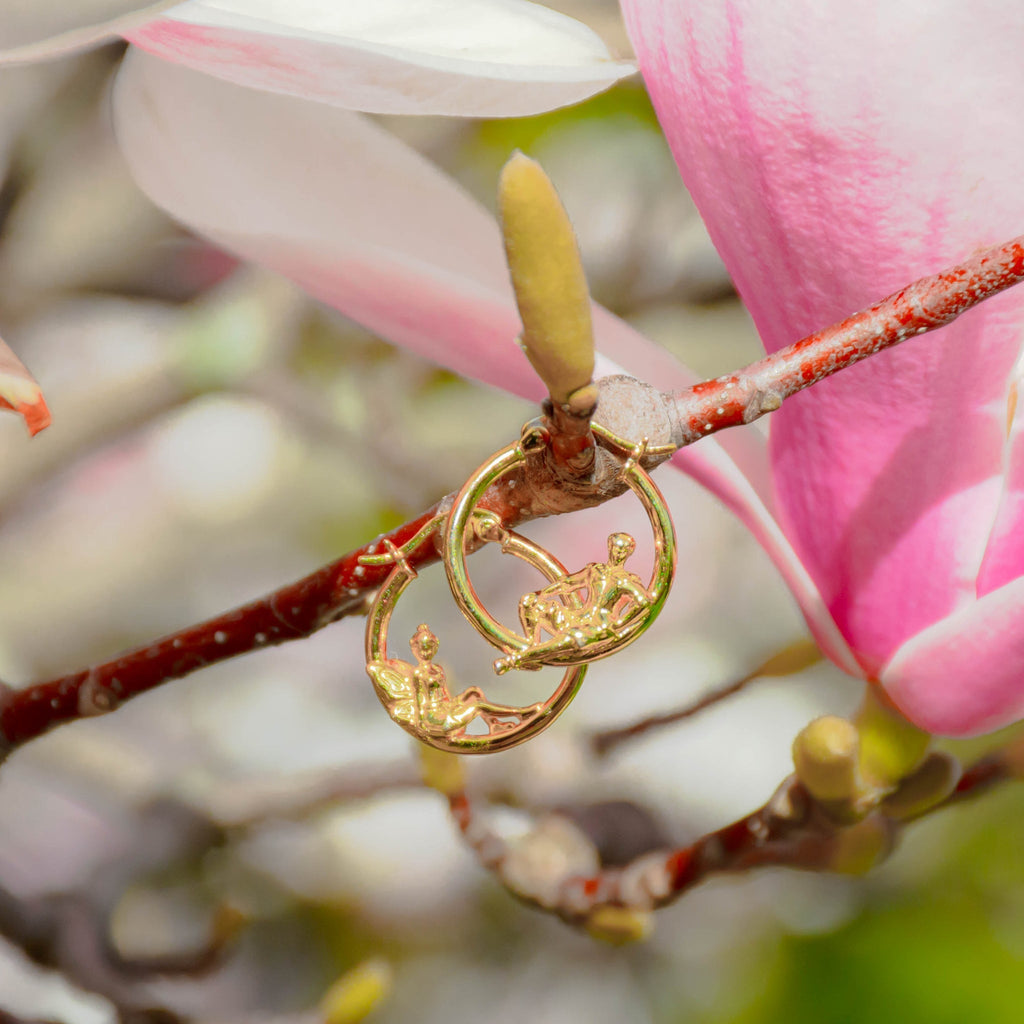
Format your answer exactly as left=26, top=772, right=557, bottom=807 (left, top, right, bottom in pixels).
left=4, top=237, right=1024, bottom=756
left=0, top=505, right=441, bottom=752
left=542, top=393, right=598, bottom=475
left=669, top=236, right=1024, bottom=439
left=0, top=377, right=663, bottom=755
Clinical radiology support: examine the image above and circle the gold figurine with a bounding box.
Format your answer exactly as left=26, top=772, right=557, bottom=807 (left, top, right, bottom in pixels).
left=496, top=532, right=653, bottom=674
left=368, top=624, right=540, bottom=738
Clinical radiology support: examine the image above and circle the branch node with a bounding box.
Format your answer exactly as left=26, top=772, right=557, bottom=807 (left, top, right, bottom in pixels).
left=737, top=388, right=783, bottom=424
left=77, top=673, right=121, bottom=718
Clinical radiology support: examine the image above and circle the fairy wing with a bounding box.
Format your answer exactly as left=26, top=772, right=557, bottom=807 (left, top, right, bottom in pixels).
left=367, top=660, right=418, bottom=725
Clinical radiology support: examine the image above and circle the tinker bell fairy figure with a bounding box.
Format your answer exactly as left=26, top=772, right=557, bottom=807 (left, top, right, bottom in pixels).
left=368, top=624, right=537, bottom=737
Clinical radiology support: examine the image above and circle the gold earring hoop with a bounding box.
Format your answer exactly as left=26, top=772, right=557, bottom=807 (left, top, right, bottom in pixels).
left=443, top=423, right=677, bottom=676
left=363, top=518, right=587, bottom=754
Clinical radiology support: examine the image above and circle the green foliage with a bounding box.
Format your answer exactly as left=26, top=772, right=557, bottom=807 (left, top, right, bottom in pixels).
left=727, top=788, right=1024, bottom=1024
left=475, top=81, right=660, bottom=156
left=736, top=895, right=1024, bottom=1024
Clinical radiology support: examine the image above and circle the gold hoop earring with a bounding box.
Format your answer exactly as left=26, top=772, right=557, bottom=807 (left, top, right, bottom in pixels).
left=443, top=423, right=676, bottom=675
left=363, top=519, right=587, bottom=754
left=362, top=423, right=677, bottom=754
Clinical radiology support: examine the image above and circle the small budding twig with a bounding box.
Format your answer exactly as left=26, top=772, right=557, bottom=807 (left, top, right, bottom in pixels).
left=3, top=236, right=1024, bottom=755
left=590, top=672, right=757, bottom=758
left=447, top=774, right=877, bottom=928
left=445, top=739, right=1021, bottom=932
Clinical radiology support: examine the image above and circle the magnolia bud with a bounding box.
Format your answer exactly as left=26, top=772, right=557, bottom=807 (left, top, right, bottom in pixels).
left=792, top=715, right=861, bottom=806
left=319, top=959, right=393, bottom=1024
left=585, top=905, right=653, bottom=945
left=498, top=152, right=594, bottom=406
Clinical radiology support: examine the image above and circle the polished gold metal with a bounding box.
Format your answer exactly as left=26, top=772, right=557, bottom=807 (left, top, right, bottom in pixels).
left=363, top=520, right=586, bottom=754
left=443, top=425, right=677, bottom=675
left=362, top=423, right=677, bottom=754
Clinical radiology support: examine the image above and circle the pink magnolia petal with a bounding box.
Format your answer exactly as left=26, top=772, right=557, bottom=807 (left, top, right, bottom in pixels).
left=0, top=1, right=177, bottom=63
left=976, top=363, right=1024, bottom=595
left=669, top=440, right=863, bottom=678
left=771, top=306, right=1017, bottom=677
left=881, top=575, right=1024, bottom=735
left=112, top=51, right=853, bottom=666
left=624, top=0, right=1024, bottom=673
left=0, top=338, right=50, bottom=436
left=125, top=0, right=634, bottom=116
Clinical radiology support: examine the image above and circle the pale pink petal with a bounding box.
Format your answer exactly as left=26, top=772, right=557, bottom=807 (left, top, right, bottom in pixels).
left=125, top=0, right=634, bottom=116
left=0, top=1, right=178, bottom=63
left=668, top=440, right=863, bottom=678
left=882, top=576, right=1024, bottom=735
left=976, top=359, right=1024, bottom=595
left=112, top=51, right=855, bottom=668
left=0, top=338, right=50, bottom=435
left=624, top=1, right=1024, bottom=673
left=111, top=49, right=680, bottom=410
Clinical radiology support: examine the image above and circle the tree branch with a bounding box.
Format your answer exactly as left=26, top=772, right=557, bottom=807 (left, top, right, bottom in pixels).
left=3, top=236, right=1023, bottom=756
left=668, top=236, right=1024, bottom=440
left=448, top=741, right=1021, bottom=928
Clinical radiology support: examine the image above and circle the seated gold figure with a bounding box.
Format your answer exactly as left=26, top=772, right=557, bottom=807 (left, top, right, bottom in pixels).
left=368, top=624, right=538, bottom=739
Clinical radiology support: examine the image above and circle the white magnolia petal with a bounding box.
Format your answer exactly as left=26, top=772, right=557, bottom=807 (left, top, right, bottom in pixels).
left=112, top=50, right=651, bottom=395
left=125, top=0, right=634, bottom=115
left=0, top=1, right=179, bottom=63
left=112, top=53, right=844, bottom=661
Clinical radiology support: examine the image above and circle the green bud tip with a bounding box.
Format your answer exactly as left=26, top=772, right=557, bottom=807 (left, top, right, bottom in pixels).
left=792, top=716, right=861, bottom=804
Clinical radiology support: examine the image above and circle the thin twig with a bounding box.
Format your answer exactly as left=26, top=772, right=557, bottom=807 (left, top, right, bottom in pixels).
left=592, top=640, right=822, bottom=758
left=0, top=1010, right=66, bottom=1024
left=203, top=758, right=422, bottom=828
left=0, top=883, right=194, bottom=1022
left=590, top=669, right=760, bottom=758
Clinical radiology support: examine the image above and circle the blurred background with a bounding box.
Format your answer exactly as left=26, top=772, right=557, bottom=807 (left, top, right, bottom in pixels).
left=1, top=4, right=1023, bottom=1023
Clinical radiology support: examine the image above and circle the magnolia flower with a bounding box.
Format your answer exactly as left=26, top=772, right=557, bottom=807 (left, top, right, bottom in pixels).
left=0, top=0, right=634, bottom=432
left=619, top=0, right=1024, bottom=736
left=15, top=2, right=1024, bottom=737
